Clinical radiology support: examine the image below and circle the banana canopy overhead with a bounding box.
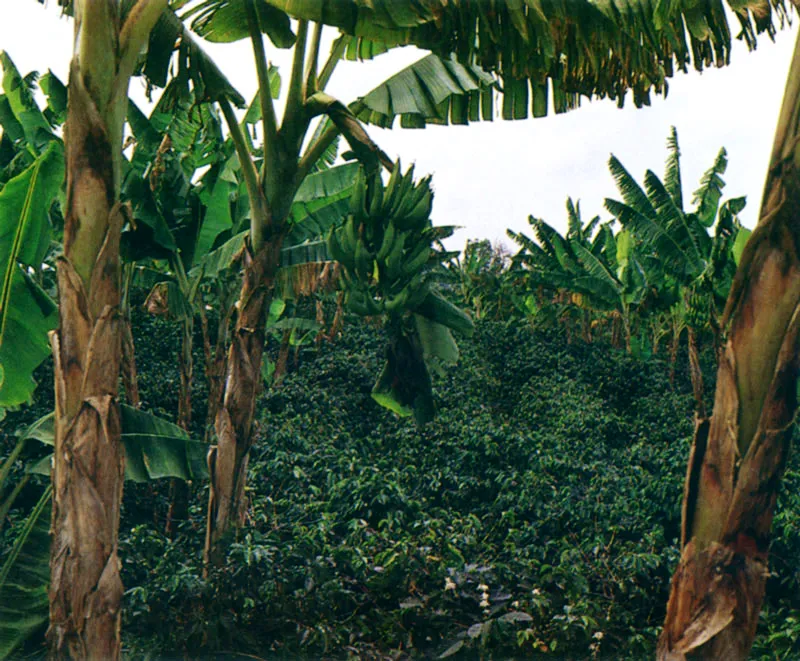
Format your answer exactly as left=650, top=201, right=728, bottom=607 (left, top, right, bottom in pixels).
left=232, top=0, right=789, bottom=115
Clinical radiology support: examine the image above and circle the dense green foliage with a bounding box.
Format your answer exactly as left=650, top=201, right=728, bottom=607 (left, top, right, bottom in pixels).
left=4, top=289, right=800, bottom=658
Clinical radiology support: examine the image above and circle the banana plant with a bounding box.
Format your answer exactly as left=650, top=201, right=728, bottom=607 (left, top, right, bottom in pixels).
left=445, top=240, right=517, bottom=322
left=508, top=201, right=647, bottom=351
left=122, top=4, right=503, bottom=563
left=604, top=127, right=749, bottom=412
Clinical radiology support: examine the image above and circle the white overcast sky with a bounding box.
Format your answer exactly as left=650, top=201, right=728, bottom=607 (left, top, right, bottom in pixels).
left=1, top=2, right=797, bottom=250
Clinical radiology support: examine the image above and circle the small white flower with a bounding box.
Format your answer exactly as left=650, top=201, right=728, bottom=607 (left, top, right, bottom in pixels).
left=480, top=598, right=490, bottom=609
left=511, top=600, right=520, bottom=608
left=444, top=577, right=456, bottom=592
left=532, top=588, right=542, bottom=596
left=593, top=631, right=604, bottom=640
left=478, top=583, right=489, bottom=593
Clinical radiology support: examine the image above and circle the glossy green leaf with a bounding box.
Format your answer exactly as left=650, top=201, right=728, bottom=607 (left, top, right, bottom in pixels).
left=0, top=142, right=63, bottom=410
left=185, top=0, right=296, bottom=48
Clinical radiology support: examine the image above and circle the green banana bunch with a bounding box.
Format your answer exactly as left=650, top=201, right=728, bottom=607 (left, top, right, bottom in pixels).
left=327, top=161, right=444, bottom=320
left=324, top=161, right=475, bottom=428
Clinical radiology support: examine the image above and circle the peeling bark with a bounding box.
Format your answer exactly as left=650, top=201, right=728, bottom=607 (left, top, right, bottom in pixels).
left=687, top=328, right=705, bottom=418
left=204, top=241, right=282, bottom=564
left=658, top=31, right=800, bottom=660
left=120, top=316, right=140, bottom=408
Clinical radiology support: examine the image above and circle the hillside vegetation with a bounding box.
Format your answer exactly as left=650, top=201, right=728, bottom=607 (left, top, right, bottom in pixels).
left=99, top=310, right=800, bottom=658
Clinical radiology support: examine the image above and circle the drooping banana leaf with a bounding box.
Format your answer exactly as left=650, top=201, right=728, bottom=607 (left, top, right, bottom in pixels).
left=262, top=0, right=785, bottom=117
left=27, top=405, right=210, bottom=483
left=372, top=329, right=435, bottom=426
left=0, top=142, right=63, bottom=411
left=352, top=53, right=496, bottom=128
left=182, top=0, right=296, bottom=48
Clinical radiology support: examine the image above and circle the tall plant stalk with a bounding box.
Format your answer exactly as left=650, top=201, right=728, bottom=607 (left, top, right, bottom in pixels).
left=48, top=2, right=165, bottom=657
left=658, top=29, right=800, bottom=660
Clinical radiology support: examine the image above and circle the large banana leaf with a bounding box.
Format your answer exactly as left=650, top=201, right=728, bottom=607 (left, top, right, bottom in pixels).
left=352, top=53, right=496, bottom=128
left=0, top=53, right=56, bottom=154
left=0, top=142, right=63, bottom=411
left=288, top=162, right=360, bottom=243
left=27, top=405, right=210, bottom=483
left=183, top=0, right=296, bottom=48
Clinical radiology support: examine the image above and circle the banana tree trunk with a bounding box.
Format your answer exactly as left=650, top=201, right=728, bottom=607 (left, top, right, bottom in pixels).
left=120, top=265, right=140, bottom=408
left=200, top=292, right=232, bottom=445
left=48, top=3, right=164, bottom=657
left=204, top=241, right=282, bottom=564
left=165, top=317, right=193, bottom=535
left=658, top=31, right=800, bottom=661
left=687, top=328, right=705, bottom=418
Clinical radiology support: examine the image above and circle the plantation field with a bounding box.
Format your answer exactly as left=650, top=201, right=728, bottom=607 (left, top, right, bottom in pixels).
left=6, top=303, right=800, bottom=659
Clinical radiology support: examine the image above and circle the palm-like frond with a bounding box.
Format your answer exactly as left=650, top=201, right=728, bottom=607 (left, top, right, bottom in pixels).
left=691, top=147, right=728, bottom=227
left=608, top=155, right=657, bottom=219
left=664, top=126, right=683, bottom=210
left=604, top=197, right=692, bottom=279
left=643, top=169, right=705, bottom=274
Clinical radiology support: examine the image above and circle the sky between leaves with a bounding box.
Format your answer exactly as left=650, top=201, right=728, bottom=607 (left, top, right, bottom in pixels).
left=0, top=2, right=797, bottom=251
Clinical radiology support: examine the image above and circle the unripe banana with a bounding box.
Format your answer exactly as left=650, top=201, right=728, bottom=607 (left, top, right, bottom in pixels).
left=369, top=176, right=384, bottom=218
left=384, top=287, right=410, bottom=313
left=382, top=161, right=403, bottom=214
left=327, top=227, right=354, bottom=273
left=402, top=244, right=431, bottom=277
left=354, top=240, right=374, bottom=281
left=384, top=232, right=407, bottom=282
left=376, top=221, right=397, bottom=261
left=349, top=172, right=367, bottom=219
left=343, top=216, right=359, bottom=256
left=403, top=187, right=433, bottom=230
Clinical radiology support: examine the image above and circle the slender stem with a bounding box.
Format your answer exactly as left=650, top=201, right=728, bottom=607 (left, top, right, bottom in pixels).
left=244, top=0, right=278, bottom=180
left=284, top=19, right=309, bottom=122
left=304, top=21, right=323, bottom=98
left=219, top=97, right=271, bottom=250
left=296, top=120, right=339, bottom=182
left=318, top=35, right=346, bottom=92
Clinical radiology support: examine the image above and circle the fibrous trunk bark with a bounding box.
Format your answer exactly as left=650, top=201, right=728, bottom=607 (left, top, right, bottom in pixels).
left=48, top=3, right=164, bottom=657
left=687, top=328, right=705, bottom=418
left=165, top=318, right=193, bottom=535
left=204, top=242, right=282, bottom=564
left=200, top=297, right=231, bottom=445
left=658, top=31, right=800, bottom=661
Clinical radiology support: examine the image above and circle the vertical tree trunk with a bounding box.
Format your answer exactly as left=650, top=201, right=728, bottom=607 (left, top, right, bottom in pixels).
left=200, top=294, right=232, bottom=445
left=273, top=328, right=292, bottom=385
left=120, top=316, right=140, bottom=408
left=165, top=318, right=193, bottom=535
left=687, top=328, right=705, bottom=418
left=204, top=242, right=282, bottom=564
left=48, top=3, right=164, bottom=658
left=658, top=30, right=800, bottom=661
